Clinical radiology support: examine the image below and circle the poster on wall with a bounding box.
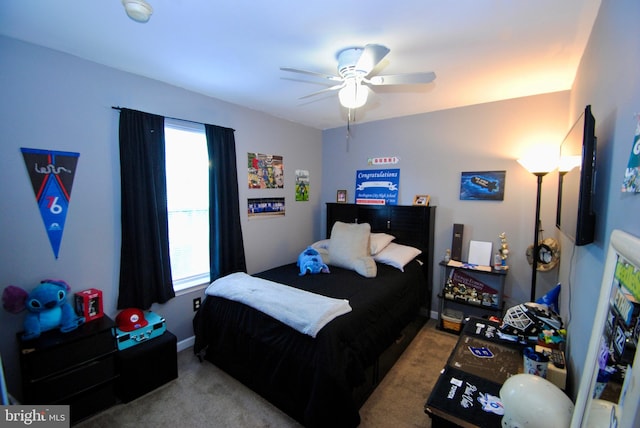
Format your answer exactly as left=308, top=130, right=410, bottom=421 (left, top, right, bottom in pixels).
left=248, top=153, right=284, bottom=189
left=621, top=115, right=640, bottom=193
left=295, top=169, right=309, bottom=201
left=248, top=197, right=285, bottom=219
left=355, top=168, right=399, bottom=205
left=460, top=171, right=506, bottom=201
left=21, top=147, right=80, bottom=259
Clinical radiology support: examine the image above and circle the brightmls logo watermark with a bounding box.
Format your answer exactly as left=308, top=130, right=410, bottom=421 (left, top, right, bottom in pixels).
left=1, top=406, right=69, bottom=427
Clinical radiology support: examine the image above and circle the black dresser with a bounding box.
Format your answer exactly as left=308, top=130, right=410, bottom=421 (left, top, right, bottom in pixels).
left=18, top=316, right=118, bottom=424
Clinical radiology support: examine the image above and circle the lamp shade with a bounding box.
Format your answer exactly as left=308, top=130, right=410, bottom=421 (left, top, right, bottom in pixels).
left=559, top=155, right=581, bottom=173
left=338, top=79, right=368, bottom=109
left=517, top=156, right=557, bottom=175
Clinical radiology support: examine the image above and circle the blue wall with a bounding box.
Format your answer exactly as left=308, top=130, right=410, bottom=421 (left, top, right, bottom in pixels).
left=561, top=0, right=640, bottom=399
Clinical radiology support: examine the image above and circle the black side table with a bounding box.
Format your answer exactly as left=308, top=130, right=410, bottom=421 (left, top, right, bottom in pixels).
left=18, top=316, right=118, bottom=424
left=116, top=331, right=178, bottom=402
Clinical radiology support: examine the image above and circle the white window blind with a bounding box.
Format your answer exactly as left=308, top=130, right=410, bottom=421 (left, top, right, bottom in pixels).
left=164, top=119, right=210, bottom=292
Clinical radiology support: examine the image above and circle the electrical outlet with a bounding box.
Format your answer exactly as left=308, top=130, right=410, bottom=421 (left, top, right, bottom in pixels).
left=193, top=297, right=201, bottom=312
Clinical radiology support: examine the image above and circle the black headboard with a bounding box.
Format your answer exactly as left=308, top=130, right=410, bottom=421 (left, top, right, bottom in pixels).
left=326, top=203, right=436, bottom=310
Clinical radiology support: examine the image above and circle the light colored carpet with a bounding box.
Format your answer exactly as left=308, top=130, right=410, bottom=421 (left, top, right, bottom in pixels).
left=76, top=319, right=457, bottom=427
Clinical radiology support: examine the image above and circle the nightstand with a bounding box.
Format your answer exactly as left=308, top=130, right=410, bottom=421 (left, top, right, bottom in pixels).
left=18, top=316, right=118, bottom=424
left=116, top=330, right=178, bottom=402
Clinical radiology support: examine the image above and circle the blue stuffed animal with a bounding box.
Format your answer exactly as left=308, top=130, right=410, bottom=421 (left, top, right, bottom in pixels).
left=2, top=280, right=85, bottom=340
left=297, top=246, right=330, bottom=276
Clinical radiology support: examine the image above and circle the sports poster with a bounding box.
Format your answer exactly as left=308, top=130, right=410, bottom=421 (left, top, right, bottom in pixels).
left=247, top=197, right=285, bottom=219
left=622, top=115, right=640, bottom=193
left=21, top=148, right=80, bottom=259
left=248, top=153, right=284, bottom=189
left=295, top=169, right=309, bottom=201
left=460, top=171, right=506, bottom=201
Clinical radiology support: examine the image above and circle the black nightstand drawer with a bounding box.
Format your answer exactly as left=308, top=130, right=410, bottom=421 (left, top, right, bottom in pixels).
left=21, top=326, right=115, bottom=380
left=69, top=381, right=117, bottom=424
left=25, top=353, right=117, bottom=403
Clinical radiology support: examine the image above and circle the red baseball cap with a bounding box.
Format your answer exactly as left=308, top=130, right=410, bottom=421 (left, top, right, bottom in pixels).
left=116, top=308, right=148, bottom=332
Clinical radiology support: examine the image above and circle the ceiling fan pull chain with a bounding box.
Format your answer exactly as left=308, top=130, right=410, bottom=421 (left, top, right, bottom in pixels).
left=346, top=109, right=352, bottom=151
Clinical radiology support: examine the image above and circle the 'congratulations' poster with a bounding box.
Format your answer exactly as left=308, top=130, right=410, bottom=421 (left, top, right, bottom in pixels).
left=21, top=148, right=80, bottom=259
left=355, top=168, right=399, bottom=205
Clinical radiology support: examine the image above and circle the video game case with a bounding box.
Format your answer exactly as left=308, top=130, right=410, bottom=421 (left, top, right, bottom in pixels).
left=451, top=223, right=464, bottom=261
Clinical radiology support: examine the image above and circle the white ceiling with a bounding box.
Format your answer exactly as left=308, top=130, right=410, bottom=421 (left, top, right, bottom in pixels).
left=0, top=0, right=601, bottom=130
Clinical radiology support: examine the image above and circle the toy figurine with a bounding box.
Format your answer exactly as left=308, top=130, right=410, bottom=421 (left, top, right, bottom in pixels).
left=297, top=247, right=330, bottom=276
left=3, top=280, right=85, bottom=340
left=498, top=232, right=509, bottom=269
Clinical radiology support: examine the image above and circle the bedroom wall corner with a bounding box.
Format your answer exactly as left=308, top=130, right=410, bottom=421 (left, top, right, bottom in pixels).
left=0, top=35, right=322, bottom=401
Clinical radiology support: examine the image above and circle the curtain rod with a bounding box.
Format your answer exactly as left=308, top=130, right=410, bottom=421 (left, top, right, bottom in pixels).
left=111, top=106, right=235, bottom=131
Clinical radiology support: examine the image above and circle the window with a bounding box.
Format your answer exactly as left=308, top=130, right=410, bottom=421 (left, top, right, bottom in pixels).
left=164, top=119, right=209, bottom=292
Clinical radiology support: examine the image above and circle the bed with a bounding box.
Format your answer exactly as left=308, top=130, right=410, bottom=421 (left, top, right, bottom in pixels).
left=193, top=203, right=436, bottom=427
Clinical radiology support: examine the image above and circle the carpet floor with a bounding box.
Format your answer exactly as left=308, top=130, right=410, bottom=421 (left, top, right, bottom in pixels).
left=76, top=319, right=457, bottom=428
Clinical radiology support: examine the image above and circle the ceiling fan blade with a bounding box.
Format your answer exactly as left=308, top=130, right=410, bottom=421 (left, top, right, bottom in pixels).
left=298, top=83, right=345, bottom=99
left=355, top=44, right=390, bottom=75
left=367, top=71, right=436, bottom=86
left=280, top=67, right=342, bottom=82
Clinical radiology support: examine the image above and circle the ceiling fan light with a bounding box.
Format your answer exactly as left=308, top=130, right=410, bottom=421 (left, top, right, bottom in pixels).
left=338, top=80, right=368, bottom=109
left=122, top=0, right=153, bottom=23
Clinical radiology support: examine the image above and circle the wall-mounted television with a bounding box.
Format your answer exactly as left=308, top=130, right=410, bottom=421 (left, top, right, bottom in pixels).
left=555, top=105, right=596, bottom=246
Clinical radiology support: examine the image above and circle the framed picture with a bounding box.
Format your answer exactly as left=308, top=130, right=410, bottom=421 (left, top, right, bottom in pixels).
left=460, top=171, right=506, bottom=201
left=336, top=189, right=347, bottom=203
left=247, top=197, right=285, bottom=219
left=413, top=195, right=430, bottom=206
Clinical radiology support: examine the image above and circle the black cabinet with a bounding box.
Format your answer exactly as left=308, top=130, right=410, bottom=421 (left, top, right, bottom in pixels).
left=326, top=203, right=436, bottom=311
left=116, top=331, right=178, bottom=403
left=18, top=316, right=118, bottom=424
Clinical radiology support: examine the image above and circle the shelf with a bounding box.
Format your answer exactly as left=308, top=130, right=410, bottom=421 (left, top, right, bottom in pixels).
left=438, top=261, right=508, bottom=326
left=437, top=294, right=504, bottom=312
left=439, top=260, right=508, bottom=276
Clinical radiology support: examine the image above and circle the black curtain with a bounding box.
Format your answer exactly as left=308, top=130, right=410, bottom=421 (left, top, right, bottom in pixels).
left=117, top=108, right=175, bottom=309
left=205, top=124, right=247, bottom=280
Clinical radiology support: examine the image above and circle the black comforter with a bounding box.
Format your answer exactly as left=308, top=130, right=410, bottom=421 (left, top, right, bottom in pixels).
left=193, top=260, right=424, bottom=427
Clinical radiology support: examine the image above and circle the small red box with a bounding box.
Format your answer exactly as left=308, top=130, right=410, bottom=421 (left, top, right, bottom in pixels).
left=74, top=288, right=104, bottom=321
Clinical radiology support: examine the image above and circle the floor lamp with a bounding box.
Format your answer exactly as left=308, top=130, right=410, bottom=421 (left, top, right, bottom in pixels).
left=517, top=157, right=557, bottom=302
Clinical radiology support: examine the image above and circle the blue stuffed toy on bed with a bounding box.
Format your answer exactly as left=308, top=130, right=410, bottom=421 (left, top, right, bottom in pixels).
left=297, top=246, right=330, bottom=276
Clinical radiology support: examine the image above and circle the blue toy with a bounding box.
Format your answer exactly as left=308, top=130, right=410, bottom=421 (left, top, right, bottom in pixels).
left=297, top=246, right=330, bottom=276
left=2, top=280, right=85, bottom=340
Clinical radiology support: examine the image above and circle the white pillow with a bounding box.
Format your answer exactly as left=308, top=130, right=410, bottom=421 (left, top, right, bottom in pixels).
left=351, top=256, right=377, bottom=278
left=369, top=233, right=395, bottom=255
left=314, top=246, right=331, bottom=265
left=329, top=221, right=377, bottom=278
left=311, top=239, right=330, bottom=250
left=373, top=242, right=422, bottom=272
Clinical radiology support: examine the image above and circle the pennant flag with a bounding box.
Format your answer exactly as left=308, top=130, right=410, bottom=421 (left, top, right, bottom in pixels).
left=622, top=115, right=640, bottom=192
left=21, top=148, right=80, bottom=259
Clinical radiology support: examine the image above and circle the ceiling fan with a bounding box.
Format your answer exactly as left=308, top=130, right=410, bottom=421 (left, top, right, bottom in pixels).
left=281, top=44, right=436, bottom=109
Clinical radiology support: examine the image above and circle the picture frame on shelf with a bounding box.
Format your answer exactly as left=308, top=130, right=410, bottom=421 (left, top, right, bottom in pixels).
left=413, top=195, right=430, bottom=206
left=336, top=189, right=347, bottom=203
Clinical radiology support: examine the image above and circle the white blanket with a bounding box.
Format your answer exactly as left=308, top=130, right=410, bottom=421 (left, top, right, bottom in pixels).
left=205, top=272, right=352, bottom=338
